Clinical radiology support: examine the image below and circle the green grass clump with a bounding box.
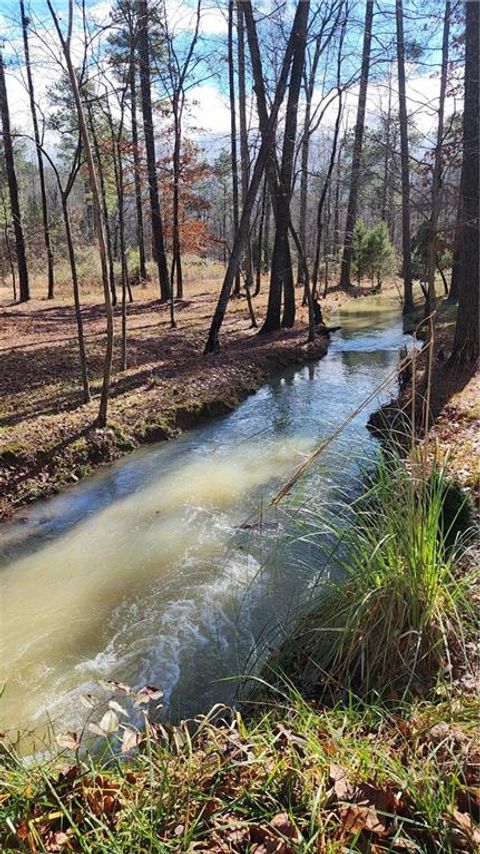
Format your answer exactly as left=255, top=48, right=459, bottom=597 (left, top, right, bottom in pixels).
left=269, top=454, right=477, bottom=702
left=1, top=692, right=479, bottom=853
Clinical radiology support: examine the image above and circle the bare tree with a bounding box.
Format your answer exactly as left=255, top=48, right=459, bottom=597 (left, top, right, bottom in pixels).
left=136, top=0, right=170, bottom=302
left=237, top=1, right=254, bottom=297
left=204, top=0, right=302, bottom=353
left=227, top=0, right=241, bottom=298
left=40, top=139, right=91, bottom=403
left=0, top=48, right=30, bottom=302
left=297, top=0, right=343, bottom=287
left=262, top=0, right=310, bottom=332
left=426, top=0, right=450, bottom=315
left=47, top=0, right=113, bottom=427
left=159, top=0, right=202, bottom=302
left=395, top=0, right=414, bottom=313
left=20, top=0, right=55, bottom=299
left=339, top=0, right=373, bottom=291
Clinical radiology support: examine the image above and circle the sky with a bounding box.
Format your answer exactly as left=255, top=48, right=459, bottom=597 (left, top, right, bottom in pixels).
left=0, top=0, right=460, bottom=161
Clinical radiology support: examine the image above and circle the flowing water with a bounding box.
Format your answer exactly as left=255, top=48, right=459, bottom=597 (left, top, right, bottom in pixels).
left=0, top=298, right=411, bottom=735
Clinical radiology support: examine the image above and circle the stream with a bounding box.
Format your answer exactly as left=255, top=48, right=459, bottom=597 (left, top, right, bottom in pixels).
left=0, top=298, right=411, bottom=735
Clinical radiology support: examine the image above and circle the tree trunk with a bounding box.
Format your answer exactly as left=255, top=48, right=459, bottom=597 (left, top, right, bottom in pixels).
left=2, top=196, right=17, bottom=300
left=312, top=14, right=346, bottom=296
left=20, top=0, right=55, bottom=299
left=264, top=0, right=310, bottom=332
left=0, top=49, right=30, bottom=302
left=237, top=1, right=254, bottom=294
left=381, top=65, right=393, bottom=224
left=297, top=89, right=312, bottom=288
left=62, top=192, right=91, bottom=403
left=171, top=102, right=183, bottom=305
left=39, top=139, right=90, bottom=402
left=107, top=100, right=130, bottom=370
left=339, top=0, right=373, bottom=291
left=228, top=0, right=242, bottom=298
left=449, top=0, right=479, bottom=365
left=395, top=0, right=415, bottom=314
left=88, top=104, right=117, bottom=307
left=254, top=173, right=268, bottom=296
left=312, top=90, right=343, bottom=295
left=47, top=0, right=113, bottom=426
left=448, top=191, right=462, bottom=303
left=136, top=0, right=170, bottom=301
left=204, top=0, right=300, bottom=353
left=426, top=1, right=450, bottom=315
left=129, top=59, right=147, bottom=282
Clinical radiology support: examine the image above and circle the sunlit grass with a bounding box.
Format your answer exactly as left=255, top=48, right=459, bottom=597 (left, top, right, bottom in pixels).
left=266, top=452, right=477, bottom=703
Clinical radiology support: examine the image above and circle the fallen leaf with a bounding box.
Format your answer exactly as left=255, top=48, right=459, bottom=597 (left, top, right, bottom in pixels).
left=121, top=727, right=140, bottom=753
left=133, top=685, right=163, bottom=706
left=108, top=699, right=128, bottom=717
left=329, top=762, right=355, bottom=801
left=450, top=809, right=480, bottom=845
left=56, top=732, right=80, bottom=751
left=98, top=709, right=119, bottom=734
left=339, top=803, right=387, bottom=835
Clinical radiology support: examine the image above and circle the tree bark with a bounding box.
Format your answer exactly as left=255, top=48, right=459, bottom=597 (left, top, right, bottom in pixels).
left=312, top=90, right=343, bottom=295
left=395, top=0, right=415, bottom=313
left=87, top=104, right=117, bottom=307
left=47, top=0, right=113, bottom=426
left=41, top=137, right=91, bottom=403
left=204, top=0, right=300, bottom=353
left=20, top=0, right=55, bottom=299
left=339, top=0, right=373, bottom=291
left=426, top=1, right=450, bottom=315
left=136, top=0, right=170, bottom=301
left=264, top=0, right=310, bottom=332
left=227, top=0, right=241, bottom=298
left=0, top=49, right=30, bottom=302
left=129, top=54, right=147, bottom=282
left=449, top=0, right=479, bottom=365
left=237, top=1, right=254, bottom=294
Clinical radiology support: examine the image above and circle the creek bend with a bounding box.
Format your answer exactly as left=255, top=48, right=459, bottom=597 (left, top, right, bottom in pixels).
left=0, top=299, right=411, bottom=734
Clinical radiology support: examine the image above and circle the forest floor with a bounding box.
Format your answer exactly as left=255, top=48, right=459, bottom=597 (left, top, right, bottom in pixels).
left=0, top=269, right=365, bottom=520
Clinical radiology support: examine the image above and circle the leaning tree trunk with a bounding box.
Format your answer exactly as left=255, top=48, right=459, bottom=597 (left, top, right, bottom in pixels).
left=136, top=0, right=170, bottom=301
left=20, top=0, right=55, bottom=299
left=339, top=0, right=373, bottom=291
left=395, top=0, right=415, bottom=314
left=449, top=0, right=479, bottom=365
left=0, top=49, right=29, bottom=302
left=204, top=0, right=300, bottom=353
left=426, top=0, right=450, bottom=315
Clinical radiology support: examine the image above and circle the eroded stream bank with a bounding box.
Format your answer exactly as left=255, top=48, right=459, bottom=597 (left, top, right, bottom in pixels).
left=0, top=299, right=412, bottom=735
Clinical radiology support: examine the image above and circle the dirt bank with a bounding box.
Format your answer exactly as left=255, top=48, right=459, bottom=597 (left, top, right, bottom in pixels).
left=368, top=304, right=480, bottom=500
left=1, top=277, right=340, bottom=520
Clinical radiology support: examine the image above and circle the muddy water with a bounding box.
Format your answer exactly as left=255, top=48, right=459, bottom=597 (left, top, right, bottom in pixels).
left=0, top=299, right=410, bottom=733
